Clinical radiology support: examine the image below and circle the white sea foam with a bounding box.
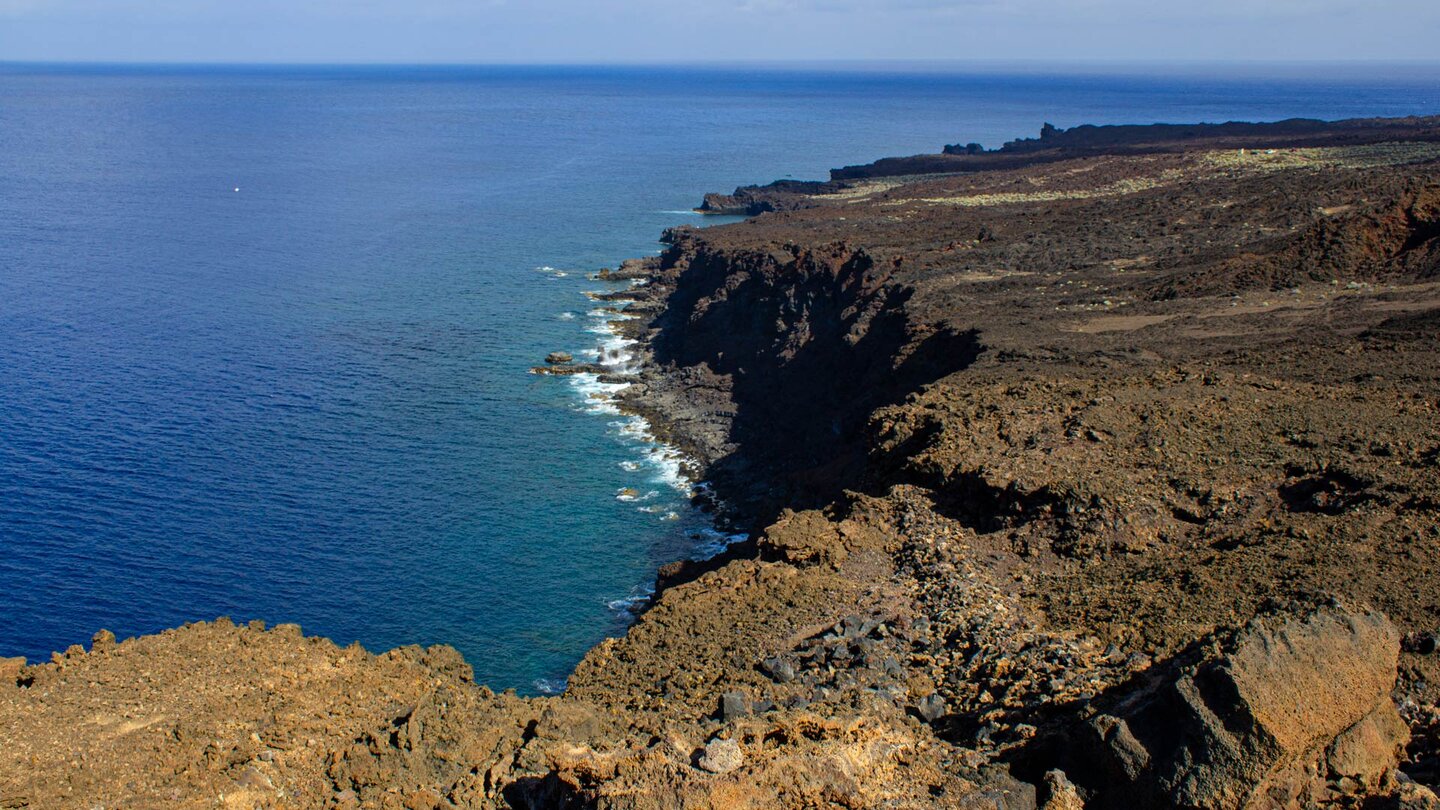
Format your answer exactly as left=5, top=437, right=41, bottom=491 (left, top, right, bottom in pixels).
left=692, top=528, right=749, bottom=560
left=554, top=279, right=742, bottom=604
left=589, top=306, right=638, bottom=318
left=643, top=445, right=692, bottom=493
left=533, top=677, right=568, bottom=695
left=578, top=331, right=638, bottom=372
left=584, top=321, right=615, bottom=336
left=569, top=373, right=628, bottom=415
left=612, top=416, right=650, bottom=440
left=606, top=589, right=654, bottom=621
left=557, top=311, right=577, bottom=320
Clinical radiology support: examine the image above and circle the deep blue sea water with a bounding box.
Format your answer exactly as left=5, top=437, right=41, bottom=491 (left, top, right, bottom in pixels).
left=2, top=63, right=1438, bottom=692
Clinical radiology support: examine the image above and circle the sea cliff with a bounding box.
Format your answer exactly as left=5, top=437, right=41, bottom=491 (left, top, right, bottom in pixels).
left=5, top=116, right=1440, bottom=809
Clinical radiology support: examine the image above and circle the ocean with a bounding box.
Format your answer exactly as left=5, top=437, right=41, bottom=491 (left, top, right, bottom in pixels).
left=2, top=63, right=1438, bottom=692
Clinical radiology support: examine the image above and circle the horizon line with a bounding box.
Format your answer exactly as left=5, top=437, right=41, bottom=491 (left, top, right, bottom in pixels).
left=6, top=57, right=1440, bottom=69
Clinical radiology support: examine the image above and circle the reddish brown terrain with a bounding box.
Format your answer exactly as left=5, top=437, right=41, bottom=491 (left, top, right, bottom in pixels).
left=5, top=116, right=1440, bottom=809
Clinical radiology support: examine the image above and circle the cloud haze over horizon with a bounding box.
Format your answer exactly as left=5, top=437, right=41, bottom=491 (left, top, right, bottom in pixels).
left=1, top=0, right=1438, bottom=64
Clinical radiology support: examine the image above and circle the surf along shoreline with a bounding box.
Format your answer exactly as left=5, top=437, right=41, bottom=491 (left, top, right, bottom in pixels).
left=530, top=258, right=751, bottom=659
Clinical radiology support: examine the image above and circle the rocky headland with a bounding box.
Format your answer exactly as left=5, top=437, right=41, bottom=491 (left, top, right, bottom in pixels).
left=5, top=116, right=1440, bottom=809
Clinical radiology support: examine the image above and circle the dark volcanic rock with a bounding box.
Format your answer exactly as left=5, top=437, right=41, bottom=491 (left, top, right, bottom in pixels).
left=529, top=362, right=605, bottom=376
left=914, top=692, right=948, bottom=723
left=761, top=656, right=796, bottom=683
left=597, top=257, right=657, bottom=280
left=1039, top=604, right=1408, bottom=809
left=719, top=690, right=750, bottom=722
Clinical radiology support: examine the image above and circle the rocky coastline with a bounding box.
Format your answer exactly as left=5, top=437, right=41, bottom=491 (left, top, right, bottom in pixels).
left=6, top=115, right=1440, bottom=809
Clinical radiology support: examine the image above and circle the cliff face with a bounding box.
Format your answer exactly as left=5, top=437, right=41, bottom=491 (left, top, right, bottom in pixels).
left=6, top=117, right=1440, bottom=809
left=618, top=232, right=981, bottom=517
left=595, top=122, right=1440, bottom=802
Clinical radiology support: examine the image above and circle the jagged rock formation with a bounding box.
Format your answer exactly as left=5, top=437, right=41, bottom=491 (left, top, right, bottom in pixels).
left=1029, top=604, right=1409, bottom=808
left=5, top=116, right=1440, bottom=808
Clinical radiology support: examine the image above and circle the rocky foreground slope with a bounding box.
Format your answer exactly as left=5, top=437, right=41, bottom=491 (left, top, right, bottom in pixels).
left=5, top=117, right=1440, bottom=809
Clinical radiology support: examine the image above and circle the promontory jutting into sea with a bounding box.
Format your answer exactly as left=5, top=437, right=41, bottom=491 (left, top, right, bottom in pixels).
left=3, top=57, right=1440, bottom=807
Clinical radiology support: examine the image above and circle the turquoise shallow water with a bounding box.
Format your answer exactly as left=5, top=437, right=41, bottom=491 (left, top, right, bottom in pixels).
left=1, top=63, right=1438, bottom=692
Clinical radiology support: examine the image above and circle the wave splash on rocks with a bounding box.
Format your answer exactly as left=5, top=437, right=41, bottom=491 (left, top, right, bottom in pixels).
left=540, top=271, right=747, bottom=628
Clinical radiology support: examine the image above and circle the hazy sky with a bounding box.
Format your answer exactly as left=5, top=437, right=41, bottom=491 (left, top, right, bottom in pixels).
left=2, top=0, right=1438, bottom=64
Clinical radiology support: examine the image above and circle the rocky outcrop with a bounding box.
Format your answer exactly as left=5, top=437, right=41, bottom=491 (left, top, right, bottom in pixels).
left=614, top=231, right=983, bottom=517
left=780, top=115, right=1440, bottom=186
left=599, top=114, right=1440, bottom=807
left=697, top=179, right=838, bottom=216
left=996, top=115, right=1440, bottom=155
left=596, top=258, right=658, bottom=281
left=1, top=604, right=1411, bottom=809
left=529, top=362, right=606, bottom=375
left=1029, top=604, right=1409, bottom=808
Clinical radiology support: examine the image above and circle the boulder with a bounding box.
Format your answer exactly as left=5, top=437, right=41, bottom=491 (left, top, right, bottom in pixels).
left=1386, top=780, right=1440, bottom=809
left=914, top=693, right=948, bottom=723
left=1065, top=603, right=1407, bottom=809
left=757, top=510, right=847, bottom=568
left=962, top=767, right=1039, bottom=810
left=697, top=738, right=744, bottom=774
left=718, top=691, right=749, bottom=722
left=1039, top=770, right=1085, bottom=810
left=761, top=656, right=795, bottom=683
left=544, top=351, right=573, bottom=365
